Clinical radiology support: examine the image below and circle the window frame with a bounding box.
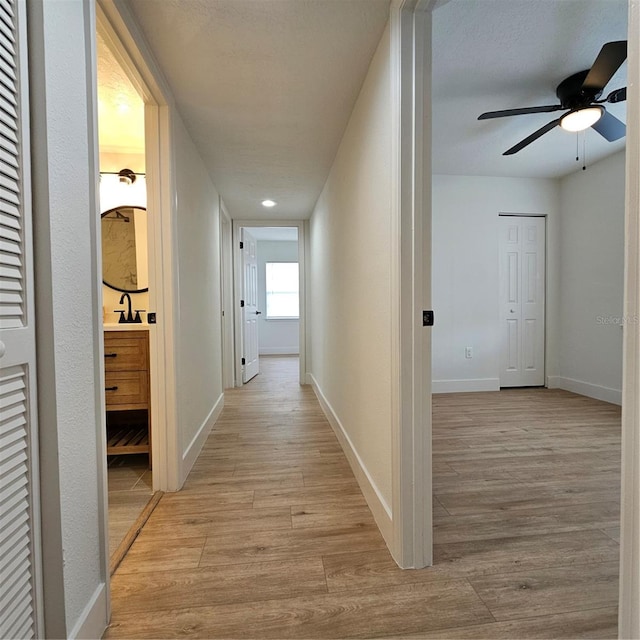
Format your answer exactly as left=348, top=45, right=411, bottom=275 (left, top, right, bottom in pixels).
left=265, top=261, right=300, bottom=320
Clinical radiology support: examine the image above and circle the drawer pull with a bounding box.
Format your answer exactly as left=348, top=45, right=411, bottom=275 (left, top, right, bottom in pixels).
left=104, top=353, right=118, bottom=358
left=105, top=386, right=119, bottom=392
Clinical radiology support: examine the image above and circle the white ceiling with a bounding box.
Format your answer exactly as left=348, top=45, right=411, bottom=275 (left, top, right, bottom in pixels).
left=96, top=31, right=145, bottom=155
left=126, top=0, right=391, bottom=220
left=121, top=0, right=629, bottom=221
left=432, top=0, right=628, bottom=178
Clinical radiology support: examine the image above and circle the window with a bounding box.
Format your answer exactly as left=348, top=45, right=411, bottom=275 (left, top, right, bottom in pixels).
left=266, top=262, right=299, bottom=319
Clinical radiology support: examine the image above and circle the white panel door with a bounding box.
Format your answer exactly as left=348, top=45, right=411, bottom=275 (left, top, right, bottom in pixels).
left=499, top=215, right=546, bottom=387
left=241, top=228, right=260, bottom=383
left=0, top=0, right=43, bottom=637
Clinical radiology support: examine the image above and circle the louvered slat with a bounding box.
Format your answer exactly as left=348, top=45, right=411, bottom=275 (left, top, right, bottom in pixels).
left=0, top=1, right=38, bottom=636
left=0, top=364, right=34, bottom=640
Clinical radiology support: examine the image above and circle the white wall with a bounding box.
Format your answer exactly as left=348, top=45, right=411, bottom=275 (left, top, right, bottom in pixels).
left=257, top=240, right=299, bottom=355
left=29, top=0, right=108, bottom=636
left=551, top=151, right=626, bottom=404
left=173, top=114, right=225, bottom=480
left=432, top=175, right=560, bottom=392
left=309, top=23, right=393, bottom=520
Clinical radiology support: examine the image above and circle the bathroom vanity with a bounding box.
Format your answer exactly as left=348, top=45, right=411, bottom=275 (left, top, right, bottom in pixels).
left=103, top=327, right=151, bottom=459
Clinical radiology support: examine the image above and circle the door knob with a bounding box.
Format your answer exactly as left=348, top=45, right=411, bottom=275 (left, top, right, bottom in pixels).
left=510, top=309, right=515, bottom=313
left=255, top=311, right=262, bottom=315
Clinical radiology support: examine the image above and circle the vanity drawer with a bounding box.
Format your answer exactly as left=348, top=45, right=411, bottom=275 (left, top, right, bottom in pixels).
left=104, top=332, right=148, bottom=372
left=105, top=371, right=149, bottom=408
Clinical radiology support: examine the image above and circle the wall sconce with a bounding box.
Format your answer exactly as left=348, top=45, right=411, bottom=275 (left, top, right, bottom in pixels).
left=118, top=168, right=137, bottom=185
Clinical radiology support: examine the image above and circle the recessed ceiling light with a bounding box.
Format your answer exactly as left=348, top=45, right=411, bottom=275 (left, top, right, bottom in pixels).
left=261, top=199, right=277, bottom=208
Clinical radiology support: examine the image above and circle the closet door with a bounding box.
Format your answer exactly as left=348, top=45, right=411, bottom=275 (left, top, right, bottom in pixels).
left=0, top=0, right=43, bottom=637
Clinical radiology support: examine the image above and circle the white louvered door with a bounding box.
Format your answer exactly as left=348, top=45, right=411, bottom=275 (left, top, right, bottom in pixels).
left=0, top=1, right=43, bottom=638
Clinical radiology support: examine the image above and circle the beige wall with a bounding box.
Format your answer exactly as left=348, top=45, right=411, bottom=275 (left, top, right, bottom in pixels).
left=173, top=114, right=224, bottom=471
left=555, top=150, right=626, bottom=403
left=309, top=22, right=393, bottom=509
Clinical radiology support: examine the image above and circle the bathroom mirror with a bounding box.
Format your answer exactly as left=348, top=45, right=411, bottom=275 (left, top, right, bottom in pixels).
left=101, top=205, right=149, bottom=293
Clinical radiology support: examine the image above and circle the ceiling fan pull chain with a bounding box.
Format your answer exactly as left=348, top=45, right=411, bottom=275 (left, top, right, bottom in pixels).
left=583, top=132, right=587, bottom=171
left=576, top=132, right=579, bottom=162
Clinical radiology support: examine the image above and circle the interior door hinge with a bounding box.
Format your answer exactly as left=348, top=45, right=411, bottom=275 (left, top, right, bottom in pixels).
left=240, top=300, right=245, bottom=308
left=239, top=241, right=244, bottom=249
left=241, top=357, right=246, bottom=365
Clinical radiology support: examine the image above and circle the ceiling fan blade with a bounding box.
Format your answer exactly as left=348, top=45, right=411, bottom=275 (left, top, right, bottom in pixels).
left=478, top=105, right=563, bottom=120
left=503, top=117, right=562, bottom=155
left=606, top=87, right=627, bottom=103
left=582, top=41, right=627, bottom=93
left=592, top=109, right=626, bottom=141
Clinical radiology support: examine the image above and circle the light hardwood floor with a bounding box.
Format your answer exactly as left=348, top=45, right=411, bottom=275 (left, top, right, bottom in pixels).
left=105, top=357, right=620, bottom=639
left=108, top=454, right=153, bottom=558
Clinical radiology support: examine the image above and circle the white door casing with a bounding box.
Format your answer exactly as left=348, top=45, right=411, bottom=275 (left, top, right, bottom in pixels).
left=499, top=215, right=546, bottom=387
left=241, top=228, right=260, bottom=383
left=0, top=0, right=44, bottom=636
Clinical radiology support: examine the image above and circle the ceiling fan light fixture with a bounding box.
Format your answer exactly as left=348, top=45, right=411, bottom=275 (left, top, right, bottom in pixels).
left=560, top=106, right=604, bottom=132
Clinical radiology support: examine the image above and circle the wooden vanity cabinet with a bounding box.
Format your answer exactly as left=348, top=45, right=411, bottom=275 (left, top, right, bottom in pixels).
left=104, top=330, right=151, bottom=458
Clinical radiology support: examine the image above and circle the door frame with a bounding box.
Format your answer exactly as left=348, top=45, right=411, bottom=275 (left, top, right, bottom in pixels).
left=232, top=220, right=306, bottom=387
left=619, top=0, right=640, bottom=635
left=219, top=200, right=235, bottom=389
left=497, top=213, right=548, bottom=388
left=389, top=0, right=433, bottom=569
left=97, top=0, right=179, bottom=492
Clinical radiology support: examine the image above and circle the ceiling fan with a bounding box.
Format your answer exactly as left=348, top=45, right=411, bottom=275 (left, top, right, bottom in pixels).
left=478, top=41, right=627, bottom=155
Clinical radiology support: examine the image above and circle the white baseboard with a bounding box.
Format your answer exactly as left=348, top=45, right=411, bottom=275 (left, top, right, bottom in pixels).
left=69, top=582, right=107, bottom=640
left=547, top=376, right=621, bottom=405
left=432, top=378, right=500, bottom=393
left=308, top=374, right=393, bottom=549
left=259, top=347, right=299, bottom=355
left=181, top=393, right=224, bottom=485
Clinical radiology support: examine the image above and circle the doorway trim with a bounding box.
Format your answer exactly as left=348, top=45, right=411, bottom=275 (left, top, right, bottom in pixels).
left=389, top=0, right=433, bottom=569
left=219, top=200, right=235, bottom=389
left=231, top=220, right=306, bottom=387
left=619, top=0, right=640, bottom=636
left=97, top=0, right=179, bottom=493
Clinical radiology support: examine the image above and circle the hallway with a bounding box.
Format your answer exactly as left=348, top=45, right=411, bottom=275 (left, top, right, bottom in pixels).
left=105, top=357, right=620, bottom=639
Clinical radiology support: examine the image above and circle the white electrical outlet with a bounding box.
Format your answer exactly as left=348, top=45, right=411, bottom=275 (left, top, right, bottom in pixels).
left=465, top=347, right=473, bottom=359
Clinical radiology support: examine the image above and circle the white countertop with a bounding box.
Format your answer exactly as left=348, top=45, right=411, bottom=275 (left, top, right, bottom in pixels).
left=103, top=323, right=151, bottom=331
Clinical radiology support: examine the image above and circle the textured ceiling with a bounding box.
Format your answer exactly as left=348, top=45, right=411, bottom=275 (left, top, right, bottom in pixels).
left=432, top=0, right=628, bottom=178
left=122, top=0, right=628, bottom=218
left=96, top=31, right=145, bottom=155
left=127, top=0, right=391, bottom=220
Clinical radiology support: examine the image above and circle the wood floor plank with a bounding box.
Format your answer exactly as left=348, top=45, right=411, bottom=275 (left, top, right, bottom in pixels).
left=104, top=580, right=494, bottom=639
left=199, top=524, right=386, bottom=567
left=384, top=607, right=618, bottom=639
left=115, top=536, right=206, bottom=574
left=433, top=501, right=621, bottom=544
left=323, top=549, right=454, bottom=593
left=253, top=485, right=367, bottom=509
left=432, top=530, right=620, bottom=578
left=137, top=506, right=292, bottom=541
left=110, top=558, right=328, bottom=613
left=291, top=503, right=378, bottom=529
left=468, top=562, right=619, bottom=621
